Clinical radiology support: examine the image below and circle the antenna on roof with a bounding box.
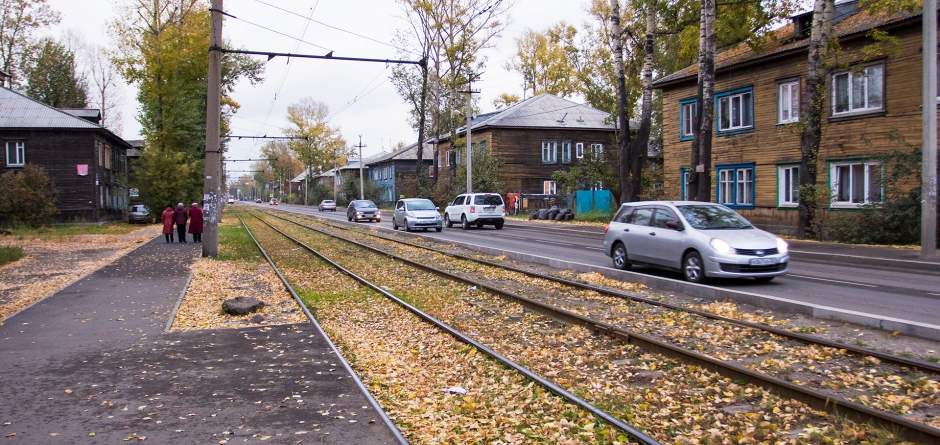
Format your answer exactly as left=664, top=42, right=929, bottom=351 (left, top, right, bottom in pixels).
left=556, top=112, right=568, bottom=123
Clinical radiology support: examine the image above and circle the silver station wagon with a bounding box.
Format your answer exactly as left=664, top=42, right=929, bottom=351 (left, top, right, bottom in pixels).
left=603, top=201, right=789, bottom=283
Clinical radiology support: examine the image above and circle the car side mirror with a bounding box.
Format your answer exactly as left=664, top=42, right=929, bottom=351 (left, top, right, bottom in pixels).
left=666, top=220, right=684, bottom=231
left=435, top=207, right=439, bottom=210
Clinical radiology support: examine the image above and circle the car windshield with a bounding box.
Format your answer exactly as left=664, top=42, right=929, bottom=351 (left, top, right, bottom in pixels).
left=323, top=200, right=334, bottom=204
left=473, top=195, right=502, bottom=206
left=676, top=205, right=752, bottom=230
left=407, top=200, right=436, bottom=211
left=355, top=201, right=376, bottom=208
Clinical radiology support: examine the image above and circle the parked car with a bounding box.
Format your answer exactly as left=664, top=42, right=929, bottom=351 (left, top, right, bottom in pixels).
left=392, top=198, right=442, bottom=232
left=269, top=199, right=278, bottom=206
left=227, top=198, right=235, bottom=204
left=318, top=199, right=337, bottom=212
left=347, top=200, right=381, bottom=222
left=127, top=205, right=149, bottom=224
left=443, top=193, right=505, bottom=229
left=603, top=201, right=789, bottom=283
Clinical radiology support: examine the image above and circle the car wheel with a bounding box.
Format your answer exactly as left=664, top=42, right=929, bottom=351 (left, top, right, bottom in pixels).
left=461, top=215, right=470, bottom=230
left=444, top=214, right=453, bottom=228
left=392, top=219, right=399, bottom=230
left=435, top=227, right=442, bottom=232
left=404, top=219, right=411, bottom=232
left=612, top=243, right=631, bottom=270
left=682, top=251, right=706, bottom=283
left=754, top=276, right=775, bottom=283
left=494, top=221, right=503, bottom=230
left=348, top=215, right=352, bottom=222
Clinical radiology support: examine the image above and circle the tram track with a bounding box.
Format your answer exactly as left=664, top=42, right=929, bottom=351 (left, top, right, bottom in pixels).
left=235, top=209, right=659, bottom=444
left=255, top=208, right=940, bottom=444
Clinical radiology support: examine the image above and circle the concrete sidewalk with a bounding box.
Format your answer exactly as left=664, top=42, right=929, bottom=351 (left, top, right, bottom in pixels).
left=0, top=236, right=399, bottom=444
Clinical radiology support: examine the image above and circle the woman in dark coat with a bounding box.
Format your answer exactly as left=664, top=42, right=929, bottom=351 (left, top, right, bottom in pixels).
left=161, top=205, right=175, bottom=243
left=173, top=203, right=188, bottom=243
left=188, top=202, right=204, bottom=242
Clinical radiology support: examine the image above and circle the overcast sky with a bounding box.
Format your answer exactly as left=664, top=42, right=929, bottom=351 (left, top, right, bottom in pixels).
left=44, top=0, right=591, bottom=172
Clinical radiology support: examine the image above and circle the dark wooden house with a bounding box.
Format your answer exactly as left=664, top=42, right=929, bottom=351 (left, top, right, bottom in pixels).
left=653, top=1, right=935, bottom=234
left=435, top=93, right=619, bottom=195
left=0, top=87, right=133, bottom=223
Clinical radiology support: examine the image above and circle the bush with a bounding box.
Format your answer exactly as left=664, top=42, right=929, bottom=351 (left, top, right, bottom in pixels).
left=0, top=164, right=59, bottom=226
left=0, top=245, right=24, bottom=266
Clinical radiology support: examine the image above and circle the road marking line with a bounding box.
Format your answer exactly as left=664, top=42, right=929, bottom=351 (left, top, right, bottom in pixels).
left=788, top=274, right=877, bottom=288
left=928, top=292, right=940, bottom=297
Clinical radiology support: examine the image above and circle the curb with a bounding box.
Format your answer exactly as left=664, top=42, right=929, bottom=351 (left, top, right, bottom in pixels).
left=789, top=250, right=940, bottom=272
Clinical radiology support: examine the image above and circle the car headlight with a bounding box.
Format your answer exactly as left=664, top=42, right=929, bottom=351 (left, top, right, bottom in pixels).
left=406, top=212, right=416, bottom=218
left=776, top=237, right=789, bottom=254
left=376, top=210, right=382, bottom=216
left=710, top=238, right=733, bottom=254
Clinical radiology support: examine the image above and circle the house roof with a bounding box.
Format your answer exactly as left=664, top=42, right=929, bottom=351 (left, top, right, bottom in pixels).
left=58, top=108, right=101, bottom=120
left=454, top=93, right=620, bottom=135
left=292, top=154, right=382, bottom=182
left=652, top=1, right=927, bottom=88
left=0, top=87, right=102, bottom=129
left=365, top=141, right=434, bottom=166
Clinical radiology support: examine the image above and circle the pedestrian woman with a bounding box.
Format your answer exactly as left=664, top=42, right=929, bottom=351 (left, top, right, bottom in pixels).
left=161, top=205, right=175, bottom=243
left=188, top=202, right=204, bottom=242
left=174, top=203, right=188, bottom=243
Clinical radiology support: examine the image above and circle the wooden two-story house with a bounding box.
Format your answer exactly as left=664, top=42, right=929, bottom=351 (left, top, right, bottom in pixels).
left=653, top=1, right=935, bottom=234
left=0, top=87, right=132, bottom=223
left=435, top=93, right=619, bottom=196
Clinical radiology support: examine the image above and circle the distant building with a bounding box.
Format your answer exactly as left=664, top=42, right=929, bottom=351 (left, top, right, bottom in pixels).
left=364, top=141, right=434, bottom=205
left=0, top=87, right=133, bottom=223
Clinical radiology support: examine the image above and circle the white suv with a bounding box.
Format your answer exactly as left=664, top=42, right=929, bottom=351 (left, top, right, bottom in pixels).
left=444, top=193, right=506, bottom=229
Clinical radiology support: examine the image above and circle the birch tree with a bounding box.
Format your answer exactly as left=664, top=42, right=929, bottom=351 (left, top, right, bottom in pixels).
left=609, top=0, right=632, bottom=204
left=689, top=0, right=716, bottom=202
left=797, top=0, right=834, bottom=238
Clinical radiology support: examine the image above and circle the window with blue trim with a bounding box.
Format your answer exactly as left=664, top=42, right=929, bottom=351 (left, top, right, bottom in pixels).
left=715, top=87, right=753, bottom=134
left=679, top=99, right=696, bottom=141
left=680, top=168, right=690, bottom=200
left=716, top=164, right=754, bottom=208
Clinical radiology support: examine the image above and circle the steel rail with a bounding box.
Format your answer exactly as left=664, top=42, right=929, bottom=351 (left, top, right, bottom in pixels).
left=259, top=209, right=940, bottom=444
left=243, top=210, right=662, bottom=445
left=272, top=210, right=940, bottom=374
left=232, top=210, right=410, bottom=445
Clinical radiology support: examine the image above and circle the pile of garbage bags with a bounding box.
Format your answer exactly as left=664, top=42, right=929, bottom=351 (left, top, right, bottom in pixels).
left=528, top=206, right=575, bottom=221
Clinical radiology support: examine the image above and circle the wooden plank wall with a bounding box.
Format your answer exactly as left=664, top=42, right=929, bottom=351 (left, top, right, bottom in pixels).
left=660, top=24, right=931, bottom=233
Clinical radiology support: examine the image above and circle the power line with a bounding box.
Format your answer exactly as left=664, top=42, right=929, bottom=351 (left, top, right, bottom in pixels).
left=327, top=67, right=390, bottom=122
left=224, top=10, right=331, bottom=52
left=250, top=0, right=418, bottom=56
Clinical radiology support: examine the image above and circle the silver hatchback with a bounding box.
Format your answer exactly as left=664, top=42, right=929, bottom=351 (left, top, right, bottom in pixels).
left=392, top=198, right=442, bottom=232
left=603, top=201, right=789, bottom=283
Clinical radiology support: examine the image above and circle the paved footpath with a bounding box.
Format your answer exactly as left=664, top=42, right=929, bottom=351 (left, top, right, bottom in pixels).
left=0, top=236, right=400, bottom=444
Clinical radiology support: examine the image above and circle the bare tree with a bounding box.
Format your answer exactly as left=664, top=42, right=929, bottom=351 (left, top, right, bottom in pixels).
left=0, top=0, right=59, bottom=88
left=797, top=0, right=834, bottom=238
left=86, top=45, right=125, bottom=135
left=689, top=0, right=716, bottom=201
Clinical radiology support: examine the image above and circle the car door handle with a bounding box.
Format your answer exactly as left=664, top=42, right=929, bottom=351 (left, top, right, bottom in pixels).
left=649, top=232, right=656, bottom=236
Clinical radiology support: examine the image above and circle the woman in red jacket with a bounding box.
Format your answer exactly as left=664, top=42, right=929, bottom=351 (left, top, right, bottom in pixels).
left=188, top=202, right=204, bottom=242
left=161, top=205, right=175, bottom=243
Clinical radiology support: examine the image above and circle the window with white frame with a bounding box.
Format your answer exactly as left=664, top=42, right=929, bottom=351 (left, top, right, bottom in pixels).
left=716, top=88, right=753, bottom=133
left=561, top=141, right=572, bottom=164
left=681, top=168, right=690, bottom=200
left=832, top=64, right=884, bottom=115
left=543, top=180, right=557, bottom=195
left=5, top=141, right=24, bottom=167
left=830, top=161, right=883, bottom=206
left=575, top=142, right=584, bottom=159
left=445, top=150, right=453, bottom=167
left=716, top=164, right=754, bottom=207
left=778, top=80, right=800, bottom=124
left=541, top=140, right=557, bottom=164
left=590, top=143, right=603, bottom=157
left=778, top=165, right=799, bottom=207
left=680, top=99, right=696, bottom=140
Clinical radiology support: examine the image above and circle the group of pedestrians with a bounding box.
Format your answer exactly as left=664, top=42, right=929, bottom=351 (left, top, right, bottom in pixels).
left=161, top=202, right=204, bottom=243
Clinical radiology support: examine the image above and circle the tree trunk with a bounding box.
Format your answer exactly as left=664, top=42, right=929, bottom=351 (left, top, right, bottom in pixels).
left=797, top=0, right=835, bottom=239
left=690, top=0, right=716, bottom=202
left=629, top=3, right=655, bottom=201
left=416, top=58, right=429, bottom=192
left=609, top=0, right=632, bottom=204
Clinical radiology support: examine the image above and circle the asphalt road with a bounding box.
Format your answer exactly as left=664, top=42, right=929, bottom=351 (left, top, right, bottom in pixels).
left=250, top=202, right=940, bottom=327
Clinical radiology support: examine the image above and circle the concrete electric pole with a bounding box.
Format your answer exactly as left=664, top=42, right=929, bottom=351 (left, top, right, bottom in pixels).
left=355, top=136, right=367, bottom=200
left=923, top=0, right=937, bottom=258
left=458, top=82, right=480, bottom=193
left=202, top=0, right=223, bottom=258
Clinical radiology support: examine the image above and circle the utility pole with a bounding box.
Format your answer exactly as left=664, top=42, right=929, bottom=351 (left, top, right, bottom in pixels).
left=458, top=82, right=480, bottom=193
left=202, top=0, right=223, bottom=258
left=923, top=0, right=937, bottom=258
left=355, top=136, right=367, bottom=200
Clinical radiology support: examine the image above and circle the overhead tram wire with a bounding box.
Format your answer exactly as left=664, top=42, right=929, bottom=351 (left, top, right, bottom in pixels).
left=326, top=67, right=390, bottom=122
left=250, top=0, right=419, bottom=57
